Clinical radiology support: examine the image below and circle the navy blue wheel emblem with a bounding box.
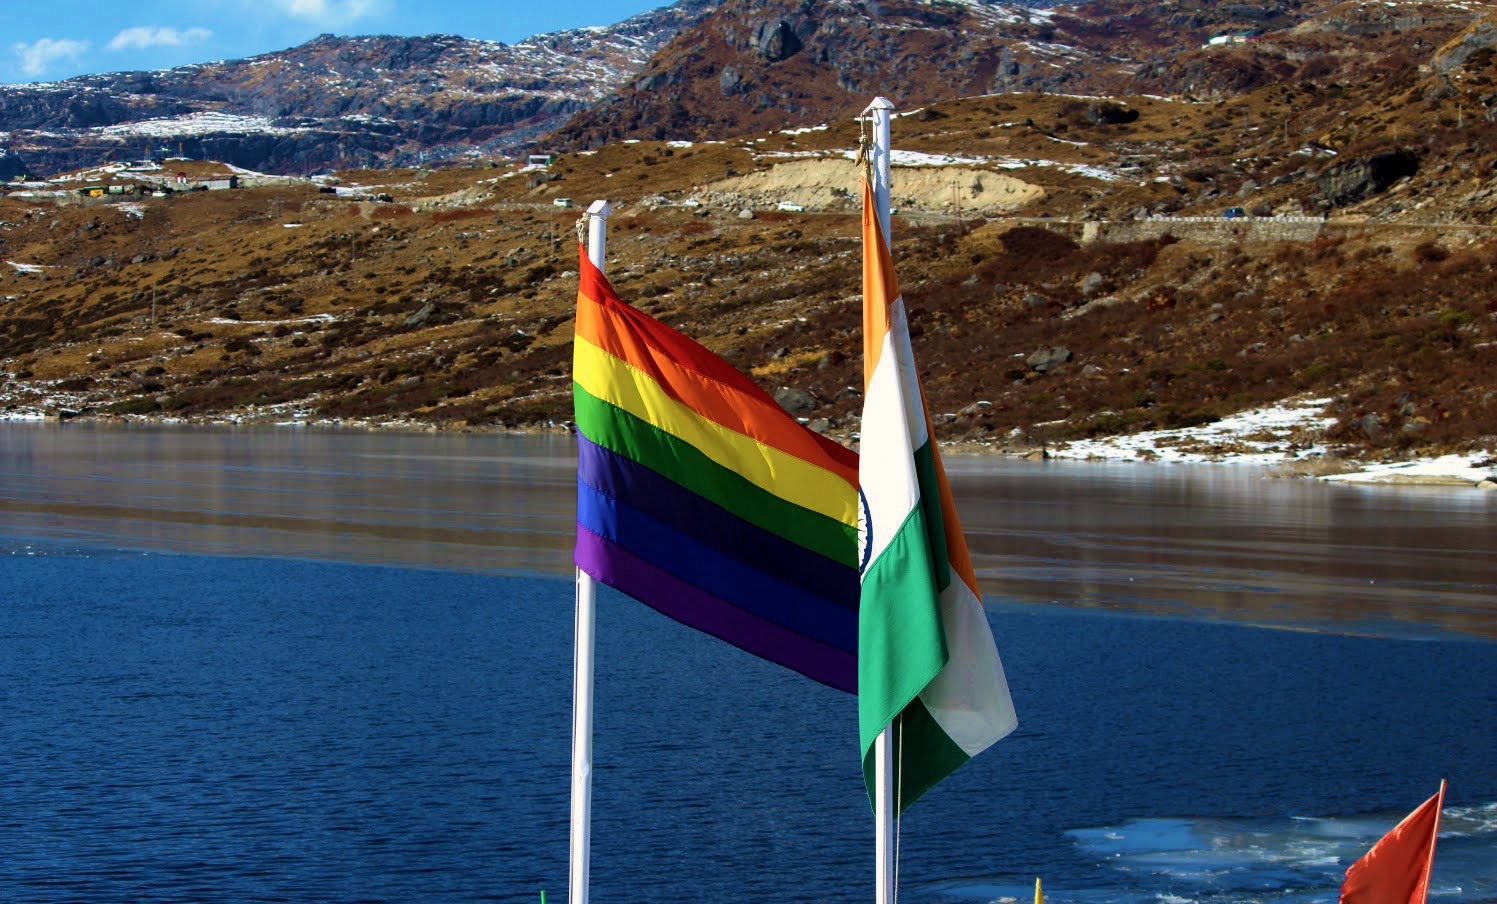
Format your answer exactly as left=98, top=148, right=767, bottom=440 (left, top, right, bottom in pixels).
left=857, top=485, right=873, bottom=575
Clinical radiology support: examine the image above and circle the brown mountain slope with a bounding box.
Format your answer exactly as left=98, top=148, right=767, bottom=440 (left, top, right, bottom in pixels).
left=551, top=0, right=1497, bottom=151
left=550, top=0, right=1136, bottom=147
left=3, top=79, right=1496, bottom=459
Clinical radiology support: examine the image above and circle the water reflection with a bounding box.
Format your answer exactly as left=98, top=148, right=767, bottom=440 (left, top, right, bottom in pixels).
left=1, top=423, right=1493, bottom=638
left=0, top=423, right=578, bottom=576
left=948, top=457, right=1497, bottom=638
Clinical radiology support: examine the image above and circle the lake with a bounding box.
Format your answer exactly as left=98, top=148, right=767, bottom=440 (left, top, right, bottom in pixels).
left=1, top=423, right=1493, bottom=903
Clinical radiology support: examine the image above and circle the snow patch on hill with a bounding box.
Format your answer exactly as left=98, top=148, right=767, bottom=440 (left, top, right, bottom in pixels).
left=95, top=112, right=309, bottom=139
left=1051, top=397, right=1338, bottom=464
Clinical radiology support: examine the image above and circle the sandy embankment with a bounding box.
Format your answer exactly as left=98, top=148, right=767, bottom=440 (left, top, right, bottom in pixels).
left=702, top=158, right=1045, bottom=213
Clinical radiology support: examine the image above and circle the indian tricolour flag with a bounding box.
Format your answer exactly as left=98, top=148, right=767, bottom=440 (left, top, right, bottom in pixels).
left=858, top=176, right=1018, bottom=812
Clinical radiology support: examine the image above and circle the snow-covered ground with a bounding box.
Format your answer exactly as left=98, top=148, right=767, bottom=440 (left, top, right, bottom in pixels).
left=1048, top=396, right=1495, bottom=487
left=1050, top=396, right=1337, bottom=465
left=94, top=112, right=308, bottom=139
left=204, top=314, right=335, bottom=326
left=1320, top=454, right=1496, bottom=486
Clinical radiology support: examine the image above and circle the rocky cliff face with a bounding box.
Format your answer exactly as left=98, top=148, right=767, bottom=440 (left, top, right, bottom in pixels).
left=0, top=0, right=717, bottom=176
left=550, top=0, right=1497, bottom=146
left=548, top=0, right=1343, bottom=148
left=552, top=0, right=1115, bottom=147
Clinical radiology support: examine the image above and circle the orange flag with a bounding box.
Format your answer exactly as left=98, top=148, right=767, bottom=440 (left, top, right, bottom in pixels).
left=1339, top=781, right=1446, bottom=904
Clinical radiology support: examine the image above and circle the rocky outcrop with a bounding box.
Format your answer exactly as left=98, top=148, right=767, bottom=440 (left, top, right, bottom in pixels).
left=1431, top=15, right=1497, bottom=72
left=752, top=19, right=809, bottom=61
left=1316, top=151, right=1419, bottom=207
left=552, top=0, right=1139, bottom=148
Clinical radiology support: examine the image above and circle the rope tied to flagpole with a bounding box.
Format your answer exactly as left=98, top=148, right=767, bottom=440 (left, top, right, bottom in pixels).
left=895, top=712, right=904, bottom=904
left=855, top=112, right=874, bottom=177
left=574, top=212, right=591, bottom=246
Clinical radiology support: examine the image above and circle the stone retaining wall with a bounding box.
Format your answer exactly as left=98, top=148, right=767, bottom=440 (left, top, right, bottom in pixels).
left=1080, top=217, right=1327, bottom=245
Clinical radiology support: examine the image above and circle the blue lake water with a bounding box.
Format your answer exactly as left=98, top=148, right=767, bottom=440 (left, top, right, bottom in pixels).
left=1, top=424, right=1494, bottom=903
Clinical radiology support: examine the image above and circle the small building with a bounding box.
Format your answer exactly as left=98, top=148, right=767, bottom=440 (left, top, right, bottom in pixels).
left=204, top=176, right=239, bottom=190
left=528, top=154, right=556, bottom=166
left=175, top=172, right=189, bottom=185
left=1204, top=32, right=1255, bottom=47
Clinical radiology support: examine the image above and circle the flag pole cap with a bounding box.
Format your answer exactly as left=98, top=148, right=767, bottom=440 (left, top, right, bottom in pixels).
left=587, top=199, right=612, bottom=217
left=862, top=96, right=895, bottom=115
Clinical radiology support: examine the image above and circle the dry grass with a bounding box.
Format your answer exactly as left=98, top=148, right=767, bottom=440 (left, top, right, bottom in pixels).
left=5, top=76, right=1497, bottom=455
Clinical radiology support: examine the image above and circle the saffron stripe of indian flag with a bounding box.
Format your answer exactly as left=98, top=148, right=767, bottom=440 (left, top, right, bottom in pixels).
left=858, top=178, right=1018, bottom=812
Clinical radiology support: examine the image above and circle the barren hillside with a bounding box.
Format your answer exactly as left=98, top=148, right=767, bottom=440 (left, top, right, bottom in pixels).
left=3, top=77, right=1496, bottom=460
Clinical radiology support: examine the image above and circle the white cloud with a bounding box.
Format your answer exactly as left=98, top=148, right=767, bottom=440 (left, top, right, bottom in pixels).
left=12, top=37, right=90, bottom=77
left=263, top=0, right=389, bottom=25
left=106, top=26, right=214, bottom=52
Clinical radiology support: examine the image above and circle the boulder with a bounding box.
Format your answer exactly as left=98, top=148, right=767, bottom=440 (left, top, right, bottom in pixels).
left=719, top=65, right=744, bottom=96
left=773, top=386, right=817, bottom=413
left=1027, top=346, right=1072, bottom=372
left=1084, top=102, right=1138, bottom=125
left=404, top=302, right=438, bottom=328
left=1317, top=151, right=1419, bottom=207
left=753, top=20, right=804, bottom=61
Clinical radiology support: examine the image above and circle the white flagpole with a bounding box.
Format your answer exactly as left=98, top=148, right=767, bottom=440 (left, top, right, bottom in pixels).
left=864, top=95, right=897, bottom=904
left=570, top=198, right=611, bottom=904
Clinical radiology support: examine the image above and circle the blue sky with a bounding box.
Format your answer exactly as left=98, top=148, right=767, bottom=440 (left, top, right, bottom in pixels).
left=3, top=0, right=672, bottom=84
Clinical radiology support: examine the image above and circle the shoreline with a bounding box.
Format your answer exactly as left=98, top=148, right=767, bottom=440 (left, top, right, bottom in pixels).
left=3, top=395, right=1494, bottom=489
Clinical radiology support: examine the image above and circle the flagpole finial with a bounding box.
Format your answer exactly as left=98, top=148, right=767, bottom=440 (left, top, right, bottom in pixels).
left=862, top=96, right=895, bottom=115
left=583, top=199, right=612, bottom=273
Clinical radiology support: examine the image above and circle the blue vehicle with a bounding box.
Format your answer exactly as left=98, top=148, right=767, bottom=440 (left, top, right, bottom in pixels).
left=1223, top=207, right=1247, bottom=219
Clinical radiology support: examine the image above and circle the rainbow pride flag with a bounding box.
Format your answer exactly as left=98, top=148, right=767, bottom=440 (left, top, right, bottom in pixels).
left=571, top=247, right=861, bottom=692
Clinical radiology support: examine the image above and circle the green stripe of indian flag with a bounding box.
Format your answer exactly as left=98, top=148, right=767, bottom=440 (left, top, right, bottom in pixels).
left=858, top=295, right=1017, bottom=813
